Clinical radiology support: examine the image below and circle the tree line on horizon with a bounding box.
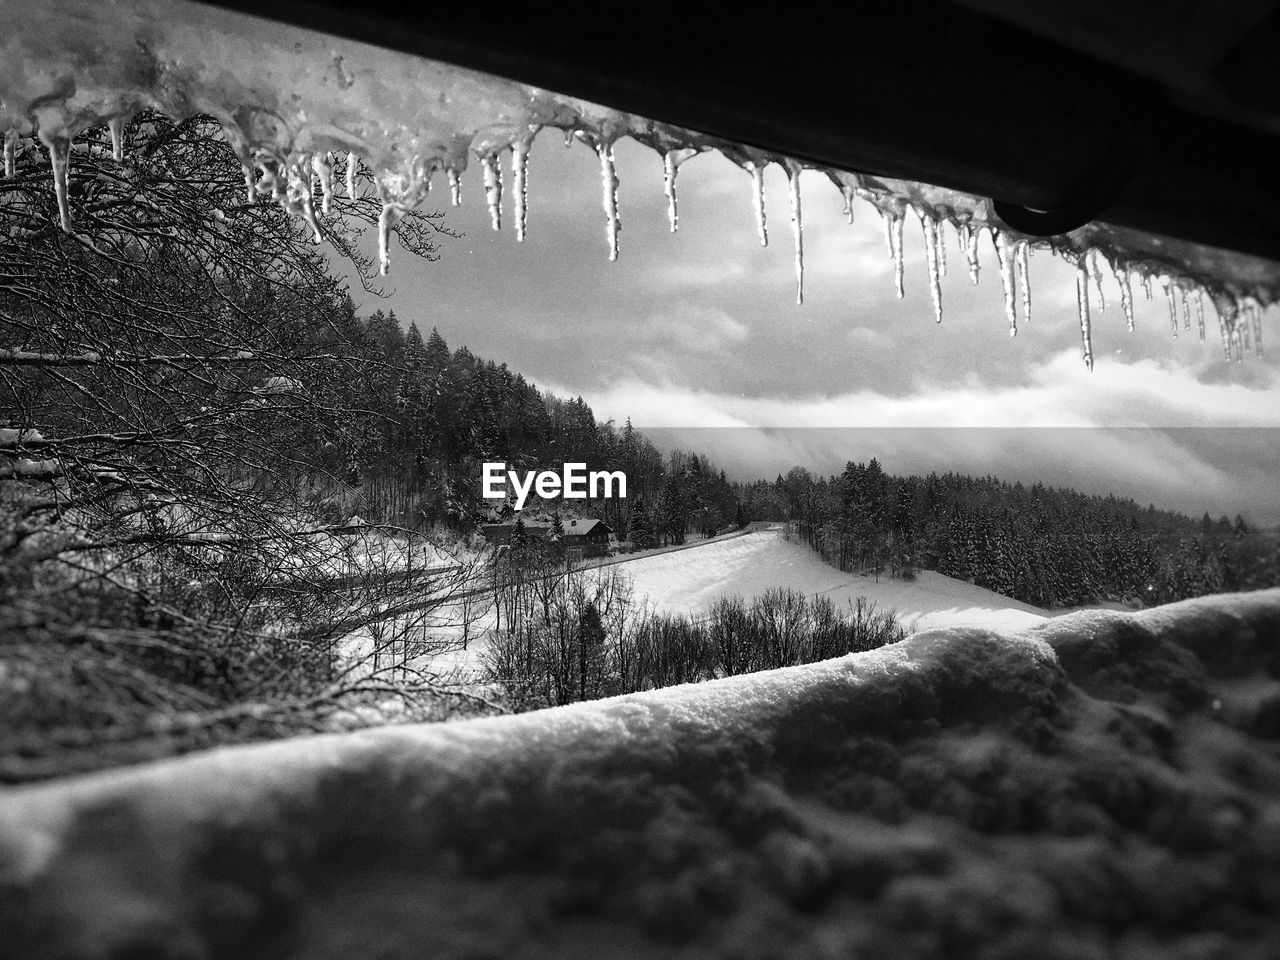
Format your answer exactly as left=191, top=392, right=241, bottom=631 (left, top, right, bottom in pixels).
left=333, top=313, right=1277, bottom=609
left=733, top=461, right=1279, bottom=608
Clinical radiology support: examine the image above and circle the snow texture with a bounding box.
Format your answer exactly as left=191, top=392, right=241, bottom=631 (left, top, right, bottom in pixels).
left=3, top=589, right=1280, bottom=959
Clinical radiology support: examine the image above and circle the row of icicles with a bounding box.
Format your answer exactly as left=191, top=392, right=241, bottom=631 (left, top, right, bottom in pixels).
left=8, top=120, right=1267, bottom=369
left=1074, top=247, right=1266, bottom=370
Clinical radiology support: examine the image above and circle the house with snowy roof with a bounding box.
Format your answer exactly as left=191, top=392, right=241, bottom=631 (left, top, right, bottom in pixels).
left=559, top=517, right=612, bottom=557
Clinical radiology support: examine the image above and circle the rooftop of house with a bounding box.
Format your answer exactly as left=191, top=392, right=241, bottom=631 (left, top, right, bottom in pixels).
left=562, top=518, right=609, bottom=536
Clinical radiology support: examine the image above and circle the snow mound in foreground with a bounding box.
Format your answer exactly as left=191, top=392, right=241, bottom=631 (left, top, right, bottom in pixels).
left=2, top=590, right=1280, bottom=959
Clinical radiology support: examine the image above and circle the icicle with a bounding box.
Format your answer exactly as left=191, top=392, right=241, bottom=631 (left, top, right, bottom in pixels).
left=304, top=197, right=323, bottom=243
left=1233, top=305, right=1245, bottom=362
left=301, top=198, right=323, bottom=242
left=921, top=214, right=942, bottom=323
left=995, top=231, right=1017, bottom=336
left=1159, top=276, right=1177, bottom=336
left=958, top=224, right=979, bottom=285
left=1076, top=266, right=1094, bottom=371
left=4, top=130, right=17, bottom=178
left=840, top=184, right=854, bottom=225
left=1218, top=310, right=1232, bottom=360
left=787, top=162, right=804, bottom=305
left=658, top=148, right=699, bottom=233
left=935, top=219, right=947, bottom=278
left=312, top=152, right=334, bottom=216
left=289, top=161, right=323, bottom=244
left=1085, top=248, right=1107, bottom=311
left=43, top=134, right=73, bottom=233
left=262, top=160, right=288, bottom=205
left=345, top=152, right=358, bottom=199
left=1015, top=240, right=1031, bottom=326
left=563, top=129, right=574, bottom=148
left=447, top=168, right=461, bottom=206
left=377, top=203, right=399, bottom=276
left=481, top=152, right=503, bottom=231
left=264, top=161, right=287, bottom=205
left=1195, top=288, right=1206, bottom=341
left=1253, top=301, right=1264, bottom=356
left=890, top=213, right=905, bottom=299
left=512, top=137, right=530, bottom=242
left=598, top=141, right=620, bottom=261
left=1180, top=286, right=1192, bottom=331
left=1114, top=264, right=1135, bottom=331
left=108, top=117, right=125, bottom=162
left=1243, top=298, right=1259, bottom=350
left=749, top=163, right=768, bottom=247
left=965, top=225, right=981, bottom=285
left=663, top=151, right=679, bottom=232
left=1141, top=274, right=1153, bottom=300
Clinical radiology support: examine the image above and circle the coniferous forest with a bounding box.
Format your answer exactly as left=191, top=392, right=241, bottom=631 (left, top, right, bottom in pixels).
left=736, top=462, right=1280, bottom=608
left=327, top=313, right=1279, bottom=610
left=325, top=311, right=744, bottom=546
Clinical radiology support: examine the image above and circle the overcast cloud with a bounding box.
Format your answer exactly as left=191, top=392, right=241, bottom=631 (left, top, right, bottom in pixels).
left=342, top=133, right=1280, bottom=524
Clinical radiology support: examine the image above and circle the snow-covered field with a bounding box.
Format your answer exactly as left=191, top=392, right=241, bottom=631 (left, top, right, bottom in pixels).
left=614, top=527, right=1052, bottom=633
left=426, top=527, right=1059, bottom=680
left=4, top=589, right=1280, bottom=958
left=424, top=527, right=1051, bottom=681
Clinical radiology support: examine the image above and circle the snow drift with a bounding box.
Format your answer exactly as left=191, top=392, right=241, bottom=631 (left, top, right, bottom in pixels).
left=3, top=589, right=1280, bottom=958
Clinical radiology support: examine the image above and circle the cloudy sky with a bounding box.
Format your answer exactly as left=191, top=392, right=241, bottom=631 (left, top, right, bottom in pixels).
left=339, top=134, right=1280, bottom=525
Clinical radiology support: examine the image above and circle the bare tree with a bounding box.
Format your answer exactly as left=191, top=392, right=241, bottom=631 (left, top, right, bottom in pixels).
left=0, top=113, right=483, bottom=780
left=482, top=547, right=636, bottom=708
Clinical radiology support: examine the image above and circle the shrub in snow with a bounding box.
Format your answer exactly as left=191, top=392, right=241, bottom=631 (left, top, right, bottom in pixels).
left=484, top=584, right=906, bottom=708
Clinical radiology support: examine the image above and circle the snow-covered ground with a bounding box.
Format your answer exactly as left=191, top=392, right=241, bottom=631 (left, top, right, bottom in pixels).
left=609, top=526, right=1051, bottom=633
left=4, top=589, right=1280, bottom=958
left=421, top=527, right=1052, bottom=681
left=423, top=527, right=1056, bottom=680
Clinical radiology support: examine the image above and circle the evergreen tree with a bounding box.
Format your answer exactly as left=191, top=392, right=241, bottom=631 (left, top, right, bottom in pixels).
left=424, top=326, right=451, bottom=373
left=577, top=602, right=606, bottom=701
left=630, top=499, right=653, bottom=550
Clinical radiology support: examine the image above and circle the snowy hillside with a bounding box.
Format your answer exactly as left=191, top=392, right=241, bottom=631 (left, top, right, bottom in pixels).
left=615, top=526, right=1051, bottom=632
left=433, top=527, right=1049, bottom=681
left=3, top=589, right=1279, bottom=958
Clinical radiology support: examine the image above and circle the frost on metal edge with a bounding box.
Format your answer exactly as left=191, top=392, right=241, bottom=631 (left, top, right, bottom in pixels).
left=1, top=0, right=1274, bottom=364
